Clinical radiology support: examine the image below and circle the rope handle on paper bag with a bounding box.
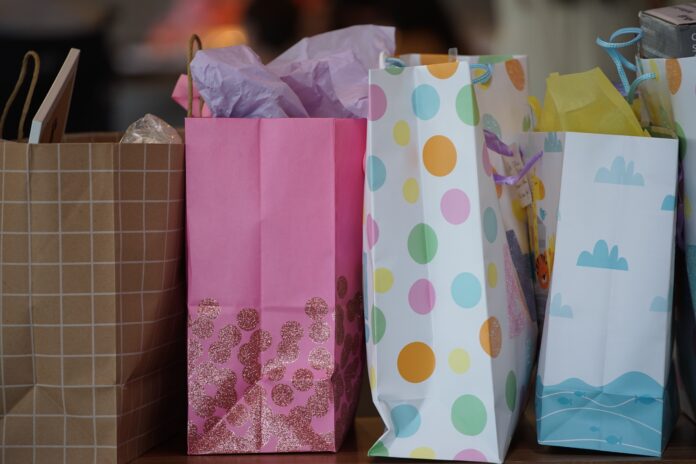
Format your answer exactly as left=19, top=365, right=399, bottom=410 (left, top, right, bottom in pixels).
left=0, top=51, right=40, bottom=141
left=596, top=27, right=655, bottom=103
left=483, top=129, right=543, bottom=185
left=187, top=34, right=204, bottom=118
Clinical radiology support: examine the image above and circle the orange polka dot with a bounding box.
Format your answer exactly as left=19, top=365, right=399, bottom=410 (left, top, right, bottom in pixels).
left=491, top=167, right=502, bottom=198
left=479, top=317, right=502, bottom=358
left=666, top=59, right=681, bottom=95
left=423, top=135, right=457, bottom=177
left=419, top=54, right=449, bottom=65
left=398, top=342, right=435, bottom=383
left=505, top=59, right=525, bottom=91
left=428, top=62, right=458, bottom=79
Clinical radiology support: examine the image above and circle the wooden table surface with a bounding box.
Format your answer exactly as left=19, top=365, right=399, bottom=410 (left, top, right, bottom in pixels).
left=135, top=408, right=696, bottom=463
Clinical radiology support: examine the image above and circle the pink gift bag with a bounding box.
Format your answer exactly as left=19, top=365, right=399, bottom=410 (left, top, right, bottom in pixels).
left=185, top=115, right=366, bottom=454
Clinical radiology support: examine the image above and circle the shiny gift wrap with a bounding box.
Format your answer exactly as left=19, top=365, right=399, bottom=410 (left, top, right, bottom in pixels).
left=185, top=118, right=366, bottom=454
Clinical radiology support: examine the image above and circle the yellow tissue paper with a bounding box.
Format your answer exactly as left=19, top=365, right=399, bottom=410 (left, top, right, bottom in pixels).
left=537, top=67, right=645, bottom=137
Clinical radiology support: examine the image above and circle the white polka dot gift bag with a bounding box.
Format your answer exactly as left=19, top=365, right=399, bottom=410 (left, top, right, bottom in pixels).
left=363, top=55, right=538, bottom=463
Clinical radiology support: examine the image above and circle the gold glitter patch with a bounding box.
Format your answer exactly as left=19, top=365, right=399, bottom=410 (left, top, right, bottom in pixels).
left=292, top=368, right=314, bottom=392
left=237, top=307, right=260, bottom=331
left=271, top=384, right=294, bottom=407
left=304, top=297, right=329, bottom=319
left=309, top=321, right=330, bottom=343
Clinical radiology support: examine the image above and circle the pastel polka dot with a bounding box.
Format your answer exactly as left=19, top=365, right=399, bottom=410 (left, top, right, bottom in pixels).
left=512, top=198, right=526, bottom=222
left=448, top=348, right=470, bottom=374
left=482, top=144, right=492, bottom=176
left=408, top=223, right=438, bottom=264
left=451, top=272, right=482, bottom=309
left=506, top=370, right=517, bottom=411
left=505, top=58, right=526, bottom=91
left=412, top=84, right=440, bottom=120
left=428, top=61, right=458, bottom=79
left=371, top=306, right=386, bottom=344
left=369, top=441, right=389, bottom=457
left=456, top=84, right=479, bottom=126
left=386, top=65, right=404, bottom=76
left=367, top=156, right=386, bottom=191
left=423, top=135, right=457, bottom=177
left=403, top=177, right=419, bottom=203
left=398, top=342, right=435, bottom=383
left=391, top=404, right=421, bottom=437
left=454, top=449, right=487, bottom=461
left=483, top=207, right=497, bottom=243
left=366, top=214, right=379, bottom=249
left=410, top=447, right=436, bottom=459
left=369, top=84, right=387, bottom=121
left=451, top=394, right=487, bottom=436
left=393, top=120, right=410, bottom=146
left=482, top=113, right=501, bottom=137
left=374, top=268, right=394, bottom=293
left=666, top=58, right=681, bottom=94
left=440, top=189, right=470, bottom=224
left=487, top=263, right=497, bottom=288
left=480, top=317, right=502, bottom=358
left=369, top=366, right=377, bottom=390
left=408, top=279, right=436, bottom=314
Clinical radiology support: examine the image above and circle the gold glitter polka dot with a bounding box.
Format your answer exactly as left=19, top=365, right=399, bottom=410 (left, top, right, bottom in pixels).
left=238, top=342, right=259, bottom=366
left=280, top=321, right=303, bottom=341
left=191, top=317, right=214, bottom=339
left=309, top=321, right=330, bottom=343
left=272, top=384, right=294, bottom=407
left=250, top=329, right=272, bottom=351
left=308, top=347, right=332, bottom=371
left=243, top=362, right=261, bottom=384
left=192, top=395, right=216, bottom=418
left=263, top=359, right=286, bottom=381
left=227, top=403, right=249, bottom=427
left=237, top=307, right=260, bottom=331
left=308, top=393, right=329, bottom=417
left=336, top=276, right=348, bottom=299
left=277, top=341, right=300, bottom=364
left=204, top=416, right=221, bottom=433
left=220, top=324, right=242, bottom=347
left=198, top=298, right=221, bottom=319
left=304, top=297, right=329, bottom=319
left=292, top=368, right=314, bottom=392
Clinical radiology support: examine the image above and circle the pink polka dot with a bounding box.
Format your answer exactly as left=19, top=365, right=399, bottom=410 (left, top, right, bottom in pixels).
left=369, top=85, right=387, bottom=121
left=408, top=279, right=436, bottom=314
left=454, top=449, right=487, bottom=462
left=440, top=189, right=470, bottom=225
left=482, top=144, right=492, bottom=176
left=366, top=214, right=379, bottom=249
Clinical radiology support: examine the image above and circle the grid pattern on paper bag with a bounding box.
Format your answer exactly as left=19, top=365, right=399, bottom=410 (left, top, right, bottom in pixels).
left=0, top=139, right=186, bottom=464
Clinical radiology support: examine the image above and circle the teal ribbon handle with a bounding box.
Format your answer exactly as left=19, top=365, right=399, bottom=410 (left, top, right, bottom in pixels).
left=471, top=63, right=492, bottom=85
left=596, top=27, right=655, bottom=103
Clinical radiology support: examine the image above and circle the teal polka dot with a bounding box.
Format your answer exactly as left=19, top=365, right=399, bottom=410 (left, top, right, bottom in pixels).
left=451, top=394, right=487, bottom=436
left=412, top=84, right=440, bottom=120
left=391, top=404, right=421, bottom=437
left=483, top=207, right=497, bottom=243
left=408, top=223, right=438, bottom=264
left=451, top=272, right=482, bottom=309
left=367, top=156, right=386, bottom=191
left=456, top=84, right=479, bottom=126
left=506, top=371, right=517, bottom=412
left=371, top=306, right=386, bottom=344
left=482, top=114, right=501, bottom=137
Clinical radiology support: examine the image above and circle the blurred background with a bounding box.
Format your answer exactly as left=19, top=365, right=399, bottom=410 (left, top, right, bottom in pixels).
left=0, top=0, right=676, bottom=136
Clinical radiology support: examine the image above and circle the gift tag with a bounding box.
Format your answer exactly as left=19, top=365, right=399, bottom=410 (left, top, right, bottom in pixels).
left=502, top=144, right=532, bottom=207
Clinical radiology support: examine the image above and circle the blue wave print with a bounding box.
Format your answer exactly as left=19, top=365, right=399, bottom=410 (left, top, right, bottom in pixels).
left=536, top=372, right=668, bottom=457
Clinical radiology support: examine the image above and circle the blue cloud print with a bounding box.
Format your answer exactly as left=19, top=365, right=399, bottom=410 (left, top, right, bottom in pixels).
left=661, top=195, right=676, bottom=211
left=650, top=296, right=669, bottom=313
left=549, top=293, right=573, bottom=318
left=577, top=240, right=628, bottom=271
left=594, top=156, right=644, bottom=186
left=544, top=132, right=563, bottom=152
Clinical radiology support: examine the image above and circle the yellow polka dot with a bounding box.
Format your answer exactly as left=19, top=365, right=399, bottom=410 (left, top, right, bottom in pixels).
left=410, top=447, right=436, bottom=459
left=427, top=62, right=458, bottom=79
left=369, top=366, right=376, bottom=390
left=403, top=178, right=419, bottom=204
left=448, top=349, right=470, bottom=374
left=649, top=59, right=660, bottom=82
left=393, top=120, right=410, bottom=146
left=423, top=135, right=457, bottom=177
left=512, top=198, right=526, bottom=222
left=374, top=268, right=394, bottom=293
left=480, top=317, right=502, bottom=358
left=398, top=342, right=435, bottom=383
left=487, top=263, right=497, bottom=288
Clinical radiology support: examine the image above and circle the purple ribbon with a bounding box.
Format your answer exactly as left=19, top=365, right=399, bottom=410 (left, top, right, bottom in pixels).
left=493, top=149, right=544, bottom=185
left=484, top=129, right=514, bottom=157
